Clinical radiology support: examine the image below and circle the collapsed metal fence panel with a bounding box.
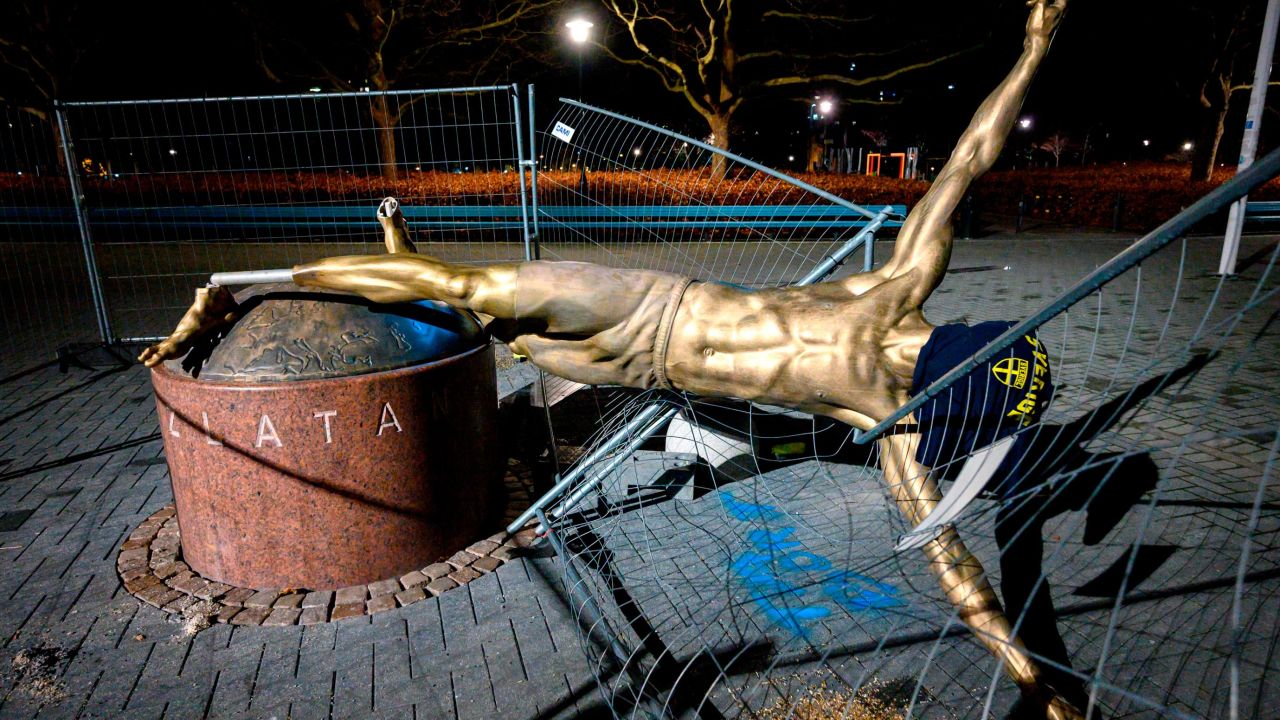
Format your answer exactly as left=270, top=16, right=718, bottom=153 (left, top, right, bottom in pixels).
left=534, top=122, right=1280, bottom=718
left=0, top=105, right=101, bottom=376
left=533, top=99, right=897, bottom=286
left=58, top=85, right=531, bottom=342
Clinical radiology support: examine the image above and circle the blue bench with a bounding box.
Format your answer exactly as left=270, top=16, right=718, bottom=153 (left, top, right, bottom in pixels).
left=0, top=203, right=906, bottom=232
left=1244, top=200, right=1280, bottom=224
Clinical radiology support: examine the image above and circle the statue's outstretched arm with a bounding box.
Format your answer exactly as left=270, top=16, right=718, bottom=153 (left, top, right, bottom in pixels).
left=875, top=0, right=1066, bottom=306
left=877, top=431, right=1082, bottom=720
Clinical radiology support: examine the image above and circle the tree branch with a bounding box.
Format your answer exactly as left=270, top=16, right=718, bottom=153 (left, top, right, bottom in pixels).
left=758, top=44, right=981, bottom=89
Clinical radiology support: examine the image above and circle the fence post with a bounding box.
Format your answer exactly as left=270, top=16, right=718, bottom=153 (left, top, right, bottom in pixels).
left=527, top=84, right=540, bottom=259
left=1112, top=192, right=1124, bottom=232
left=512, top=84, right=534, bottom=262
left=1015, top=194, right=1026, bottom=233
left=54, top=103, right=112, bottom=345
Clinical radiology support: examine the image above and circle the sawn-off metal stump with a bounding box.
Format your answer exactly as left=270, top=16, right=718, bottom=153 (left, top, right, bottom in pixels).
left=150, top=284, right=502, bottom=590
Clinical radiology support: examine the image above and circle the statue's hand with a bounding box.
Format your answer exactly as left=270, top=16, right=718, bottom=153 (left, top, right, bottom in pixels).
left=1025, top=0, right=1067, bottom=43
left=138, top=285, right=240, bottom=368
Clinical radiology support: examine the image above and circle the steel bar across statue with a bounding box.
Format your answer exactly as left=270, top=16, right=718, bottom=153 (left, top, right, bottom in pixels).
left=141, top=2, right=1079, bottom=717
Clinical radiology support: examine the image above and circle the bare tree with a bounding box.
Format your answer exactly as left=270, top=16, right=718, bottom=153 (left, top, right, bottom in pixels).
left=242, top=0, right=554, bottom=179
left=1174, top=0, right=1277, bottom=182
left=592, top=1, right=987, bottom=178
left=1037, top=132, right=1070, bottom=167
left=0, top=0, right=92, bottom=173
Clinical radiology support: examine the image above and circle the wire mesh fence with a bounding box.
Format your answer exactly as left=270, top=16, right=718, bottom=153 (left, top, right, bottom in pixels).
left=0, top=105, right=101, bottom=376
left=533, top=122, right=1280, bottom=718
left=533, top=99, right=897, bottom=287
left=57, top=85, right=532, bottom=341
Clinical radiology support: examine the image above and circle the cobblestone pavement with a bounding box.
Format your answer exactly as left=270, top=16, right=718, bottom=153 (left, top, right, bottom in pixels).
left=0, top=228, right=1277, bottom=719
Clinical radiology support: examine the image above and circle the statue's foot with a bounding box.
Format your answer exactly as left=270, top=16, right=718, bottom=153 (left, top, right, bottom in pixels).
left=138, top=285, right=239, bottom=368
left=377, top=197, right=416, bottom=253
left=1007, top=683, right=1095, bottom=720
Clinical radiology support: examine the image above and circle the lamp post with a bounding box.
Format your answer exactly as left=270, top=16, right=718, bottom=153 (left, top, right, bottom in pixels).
left=565, top=18, right=593, bottom=100
left=565, top=18, right=593, bottom=194
left=808, top=96, right=834, bottom=172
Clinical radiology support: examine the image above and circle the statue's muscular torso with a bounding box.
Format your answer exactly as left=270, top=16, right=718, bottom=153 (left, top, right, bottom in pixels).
left=664, top=271, right=935, bottom=431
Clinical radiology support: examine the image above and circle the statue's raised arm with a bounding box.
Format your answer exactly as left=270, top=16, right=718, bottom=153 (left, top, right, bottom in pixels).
left=877, top=0, right=1067, bottom=308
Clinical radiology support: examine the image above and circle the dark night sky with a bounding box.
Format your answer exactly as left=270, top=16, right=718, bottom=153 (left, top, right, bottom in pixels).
left=13, top=1, right=1276, bottom=168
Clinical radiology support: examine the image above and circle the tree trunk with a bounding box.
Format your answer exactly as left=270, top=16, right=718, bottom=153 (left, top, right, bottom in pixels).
left=369, top=94, right=399, bottom=180
left=49, top=112, right=68, bottom=176
left=1190, top=103, right=1229, bottom=182
left=1190, top=75, right=1231, bottom=183
left=707, top=113, right=732, bottom=181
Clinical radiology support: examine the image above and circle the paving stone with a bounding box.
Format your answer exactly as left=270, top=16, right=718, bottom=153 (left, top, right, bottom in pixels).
left=164, top=570, right=195, bottom=589
left=172, top=575, right=210, bottom=596
left=426, top=577, right=458, bottom=596
left=449, top=566, right=482, bottom=584
left=215, top=604, right=242, bottom=623
left=491, top=546, right=517, bottom=561
left=244, top=588, right=281, bottom=608
left=118, top=547, right=147, bottom=564
left=302, top=590, right=333, bottom=609
left=366, top=594, right=398, bottom=613
left=335, top=585, right=367, bottom=605
left=163, top=594, right=200, bottom=614
left=472, top=556, right=502, bottom=574
left=466, top=539, right=500, bottom=556
left=331, top=602, right=365, bottom=621
left=124, top=574, right=162, bottom=594
left=152, top=561, right=182, bottom=579
left=299, top=606, right=329, bottom=625
left=138, top=584, right=182, bottom=608
left=395, top=587, right=427, bottom=606
left=229, top=606, right=271, bottom=626
left=120, top=567, right=149, bottom=583
left=368, top=578, right=400, bottom=597
left=264, top=607, right=302, bottom=626
left=221, top=586, right=256, bottom=607
left=510, top=528, right=541, bottom=548
left=399, top=570, right=428, bottom=589
left=446, top=551, right=476, bottom=569
left=274, top=592, right=305, bottom=609
left=199, top=581, right=232, bottom=600
left=423, top=563, right=453, bottom=580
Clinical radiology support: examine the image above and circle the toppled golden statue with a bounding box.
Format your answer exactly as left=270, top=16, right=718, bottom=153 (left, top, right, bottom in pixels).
left=142, top=2, right=1080, bottom=717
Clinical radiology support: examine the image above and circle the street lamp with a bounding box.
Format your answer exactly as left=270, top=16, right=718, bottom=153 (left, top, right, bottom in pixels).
left=565, top=17, right=594, bottom=192
left=817, top=98, right=834, bottom=116
left=565, top=18, right=593, bottom=99
left=1018, top=117, right=1032, bottom=130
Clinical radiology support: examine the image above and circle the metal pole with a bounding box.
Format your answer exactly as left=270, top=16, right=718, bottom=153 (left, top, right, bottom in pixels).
left=507, top=214, right=888, bottom=535
left=511, top=84, right=534, bottom=262
left=798, top=209, right=890, bottom=284
left=546, top=408, right=675, bottom=528
left=55, top=104, right=112, bottom=344
left=1219, top=0, right=1280, bottom=276
left=528, top=84, right=541, bottom=257
left=536, top=509, right=635, bottom=669
left=508, top=401, right=669, bottom=533
left=62, top=85, right=514, bottom=107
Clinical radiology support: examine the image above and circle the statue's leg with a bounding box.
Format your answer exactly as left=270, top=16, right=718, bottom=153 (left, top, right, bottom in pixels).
left=877, top=433, right=1083, bottom=720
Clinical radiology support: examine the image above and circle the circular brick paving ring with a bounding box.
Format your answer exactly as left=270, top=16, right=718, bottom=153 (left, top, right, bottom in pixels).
left=116, top=458, right=542, bottom=627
